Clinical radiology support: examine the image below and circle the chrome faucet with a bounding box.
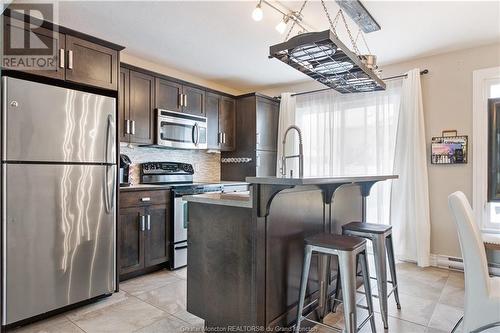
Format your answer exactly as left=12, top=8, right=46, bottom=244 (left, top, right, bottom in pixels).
left=280, top=125, right=304, bottom=178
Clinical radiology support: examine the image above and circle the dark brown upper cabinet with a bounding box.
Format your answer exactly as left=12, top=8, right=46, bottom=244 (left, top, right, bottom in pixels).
left=256, top=98, right=280, bottom=151
left=155, top=78, right=182, bottom=113
left=119, top=66, right=155, bottom=144
left=128, top=70, right=155, bottom=145
left=219, top=96, right=236, bottom=151
left=4, top=17, right=66, bottom=80
left=119, top=68, right=130, bottom=142
left=183, top=85, right=205, bottom=116
left=221, top=94, right=280, bottom=181
left=205, top=93, right=235, bottom=151
left=206, top=92, right=221, bottom=150
left=65, top=35, right=118, bottom=90
left=3, top=13, right=122, bottom=91
left=155, top=79, right=206, bottom=116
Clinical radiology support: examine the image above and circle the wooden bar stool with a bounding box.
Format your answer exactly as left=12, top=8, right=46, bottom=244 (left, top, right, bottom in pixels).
left=295, top=233, right=376, bottom=333
left=340, top=222, right=401, bottom=329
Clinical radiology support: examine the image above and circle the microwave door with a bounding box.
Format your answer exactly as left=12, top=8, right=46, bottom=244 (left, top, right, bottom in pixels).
left=156, top=109, right=207, bottom=149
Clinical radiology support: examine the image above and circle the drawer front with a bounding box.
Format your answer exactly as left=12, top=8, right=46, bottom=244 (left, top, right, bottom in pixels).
left=120, top=190, right=169, bottom=207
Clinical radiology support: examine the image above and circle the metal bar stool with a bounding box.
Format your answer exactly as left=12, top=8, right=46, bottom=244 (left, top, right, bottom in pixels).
left=295, top=233, right=376, bottom=333
left=339, top=222, right=401, bottom=329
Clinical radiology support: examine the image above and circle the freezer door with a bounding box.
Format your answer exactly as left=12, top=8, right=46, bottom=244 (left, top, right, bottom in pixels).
left=3, top=164, right=116, bottom=325
left=3, top=77, right=116, bottom=164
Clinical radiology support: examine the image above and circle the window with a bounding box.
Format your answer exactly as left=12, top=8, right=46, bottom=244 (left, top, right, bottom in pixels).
left=295, top=81, right=402, bottom=225
left=472, top=67, right=500, bottom=232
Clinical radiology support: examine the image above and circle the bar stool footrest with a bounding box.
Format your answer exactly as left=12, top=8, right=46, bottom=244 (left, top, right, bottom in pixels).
left=356, top=284, right=398, bottom=299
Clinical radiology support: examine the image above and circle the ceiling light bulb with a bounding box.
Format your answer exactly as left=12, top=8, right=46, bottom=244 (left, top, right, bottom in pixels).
left=275, top=17, right=288, bottom=34
left=252, top=3, right=263, bottom=21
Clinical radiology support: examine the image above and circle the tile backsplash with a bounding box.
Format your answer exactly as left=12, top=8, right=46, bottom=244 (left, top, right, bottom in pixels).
left=120, top=144, right=221, bottom=184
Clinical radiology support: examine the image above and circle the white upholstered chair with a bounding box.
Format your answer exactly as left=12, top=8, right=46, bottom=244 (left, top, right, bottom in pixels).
left=448, top=191, right=500, bottom=332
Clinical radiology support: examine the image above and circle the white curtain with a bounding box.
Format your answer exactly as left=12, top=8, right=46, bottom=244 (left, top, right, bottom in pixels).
left=390, top=68, right=431, bottom=267
left=295, top=81, right=402, bottom=225
left=276, top=93, right=298, bottom=177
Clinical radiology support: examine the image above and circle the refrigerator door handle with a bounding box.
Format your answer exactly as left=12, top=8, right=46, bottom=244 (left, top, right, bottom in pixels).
left=105, top=114, right=113, bottom=164
left=104, top=115, right=115, bottom=213
left=2, top=77, right=7, bottom=161
left=2, top=163, right=6, bottom=324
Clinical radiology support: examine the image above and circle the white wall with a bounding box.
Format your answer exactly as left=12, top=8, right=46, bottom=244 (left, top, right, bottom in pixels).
left=258, top=42, right=500, bottom=258
left=121, top=52, right=244, bottom=96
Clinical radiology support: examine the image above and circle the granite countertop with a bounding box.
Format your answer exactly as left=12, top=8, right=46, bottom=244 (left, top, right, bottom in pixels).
left=120, top=181, right=249, bottom=192
left=183, top=191, right=252, bottom=208
left=245, top=175, right=398, bottom=186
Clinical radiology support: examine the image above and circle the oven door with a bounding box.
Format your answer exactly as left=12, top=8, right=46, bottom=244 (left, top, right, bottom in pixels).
left=173, top=196, right=189, bottom=269
left=157, top=109, right=207, bottom=149
left=174, top=196, right=188, bottom=243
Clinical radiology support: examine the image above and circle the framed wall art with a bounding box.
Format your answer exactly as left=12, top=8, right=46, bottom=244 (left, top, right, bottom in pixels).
left=431, top=130, right=468, bottom=164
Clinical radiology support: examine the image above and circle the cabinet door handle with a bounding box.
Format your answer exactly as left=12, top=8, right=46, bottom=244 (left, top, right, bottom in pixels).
left=59, top=48, right=65, bottom=69
left=222, top=132, right=226, bottom=144
left=130, top=120, right=136, bottom=135
left=67, top=50, right=73, bottom=69
left=125, top=119, right=130, bottom=134
left=217, top=132, right=222, bottom=144
left=179, top=93, right=183, bottom=107
left=183, top=94, right=188, bottom=108
left=147, top=215, right=151, bottom=230
left=141, top=197, right=151, bottom=202
left=140, top=215, right=145, bottom=231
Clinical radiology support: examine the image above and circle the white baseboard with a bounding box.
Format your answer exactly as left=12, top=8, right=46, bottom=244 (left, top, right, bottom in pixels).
left=430, top=253, right=500, bottom=276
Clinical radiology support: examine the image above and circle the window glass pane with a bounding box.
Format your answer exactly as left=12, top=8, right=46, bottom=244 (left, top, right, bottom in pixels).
left=487, top=81, right=500, bottom=227
left=491, top=83, right=500, bottom=98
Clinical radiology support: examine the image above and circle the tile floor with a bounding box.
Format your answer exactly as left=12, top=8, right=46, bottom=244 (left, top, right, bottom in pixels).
left=8, top=261, right=466, bottom=333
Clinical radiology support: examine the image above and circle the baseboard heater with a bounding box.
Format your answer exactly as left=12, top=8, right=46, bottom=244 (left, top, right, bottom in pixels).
left=432, top=254, right=500, bottom=276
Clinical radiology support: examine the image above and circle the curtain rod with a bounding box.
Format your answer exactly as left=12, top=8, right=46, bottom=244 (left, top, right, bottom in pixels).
left=289, top=69, right=429, bottom=97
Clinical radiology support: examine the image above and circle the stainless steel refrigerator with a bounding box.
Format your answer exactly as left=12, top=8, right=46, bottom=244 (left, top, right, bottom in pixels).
left=1, top=77, right=117, bottom=325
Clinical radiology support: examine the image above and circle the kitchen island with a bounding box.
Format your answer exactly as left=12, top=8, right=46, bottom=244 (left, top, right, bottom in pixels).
left=184, top=175, right=397, bottom=331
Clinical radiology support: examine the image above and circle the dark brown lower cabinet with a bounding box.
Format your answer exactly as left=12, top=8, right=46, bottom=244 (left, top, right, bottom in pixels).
left=145, top=204, right=169, bottom=266
left=119, top=207, right=145, bottom=275
left=119, top=190, right=171, bottom=280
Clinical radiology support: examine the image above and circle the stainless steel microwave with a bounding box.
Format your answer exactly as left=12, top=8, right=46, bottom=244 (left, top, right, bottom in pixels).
left=156, top=109, right=207, bottom=149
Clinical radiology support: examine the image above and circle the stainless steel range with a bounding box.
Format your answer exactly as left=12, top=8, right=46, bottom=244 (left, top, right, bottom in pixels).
left=140, top=162, right=223, bottom=269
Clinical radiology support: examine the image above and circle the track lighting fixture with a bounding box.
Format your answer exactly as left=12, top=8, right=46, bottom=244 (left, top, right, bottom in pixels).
left=252, top=1, right=263, bottom=21
left=275, top=15, right=290, bottom=34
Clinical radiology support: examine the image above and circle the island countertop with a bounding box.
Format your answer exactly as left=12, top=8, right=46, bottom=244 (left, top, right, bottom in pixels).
left=183, top=191, right=252, bottom=208
left=245, top=174, right=398, bottom=186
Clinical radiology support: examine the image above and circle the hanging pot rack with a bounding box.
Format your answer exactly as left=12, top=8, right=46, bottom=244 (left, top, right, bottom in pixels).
left=268, top=0, right=387, bottom=94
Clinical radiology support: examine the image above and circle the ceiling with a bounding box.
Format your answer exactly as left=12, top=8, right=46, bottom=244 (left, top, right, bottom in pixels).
left=56, top=1, right=500, bottom=92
